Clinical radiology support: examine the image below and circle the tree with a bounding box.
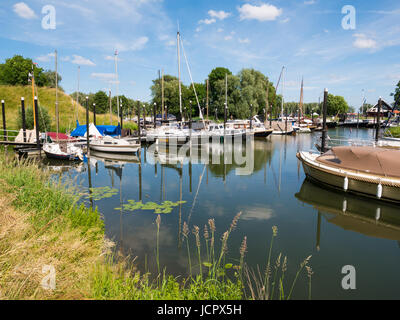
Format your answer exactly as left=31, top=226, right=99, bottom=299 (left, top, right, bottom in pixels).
left=0, top=55, right=56, bottom=87
left=91, top=91, right=109, bottom=114
left=42, top=70, right=62, bottom=89
left=213, top=74, right=242, bottom=118
left=208, top=67, right=233, bottom=108
left=391, top=81, right=400, bottom=108
left=326, top=94, right=349, bottom=116
left=17, top=105, right=51, bottom=132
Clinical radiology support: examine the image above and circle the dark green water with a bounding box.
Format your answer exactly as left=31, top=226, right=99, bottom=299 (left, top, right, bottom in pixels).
left=51, top=128, right=400, bottom=300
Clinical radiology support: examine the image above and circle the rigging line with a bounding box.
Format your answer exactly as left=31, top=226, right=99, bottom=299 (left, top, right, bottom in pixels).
left=179, top=37, right=206, bottom=127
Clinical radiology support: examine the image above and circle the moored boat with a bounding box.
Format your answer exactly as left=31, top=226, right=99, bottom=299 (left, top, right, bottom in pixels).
left=297, top=146, right=400, bottom=203
left=89, top=136, right=140, bottom=154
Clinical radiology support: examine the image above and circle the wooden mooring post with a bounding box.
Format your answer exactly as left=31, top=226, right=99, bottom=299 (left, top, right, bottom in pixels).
left=86, top=96, right=90, bottom=157
left=1, top=100, right=6, bottom=142
left=376, top=97, right=382, bottom=142
left=21, top=98, right=26, bottom=142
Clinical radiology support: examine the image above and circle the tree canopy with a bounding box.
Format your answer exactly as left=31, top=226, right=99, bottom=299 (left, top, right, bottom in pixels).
left=0, top=55, right=61, bottom=88
left=391, top=80, right=400, bottom=108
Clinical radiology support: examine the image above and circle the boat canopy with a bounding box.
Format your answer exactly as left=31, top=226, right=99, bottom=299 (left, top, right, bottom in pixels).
left=70, top=121, right=121, bottom=138
left=317, top=146, right=400, bottom=178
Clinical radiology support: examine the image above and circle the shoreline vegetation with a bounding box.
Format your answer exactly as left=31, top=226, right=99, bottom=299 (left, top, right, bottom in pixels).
left=0, top=150, right=312, bottom=300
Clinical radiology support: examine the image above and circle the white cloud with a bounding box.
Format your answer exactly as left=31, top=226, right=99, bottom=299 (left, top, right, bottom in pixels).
left=238, top=3, right=282, bottom=21
left=304, top=0, right=316, bottom=5
left=199, top=18, right=216, bottom=25
left=208, top=10, right=231, bottom=20
left=130, top=36, right=149, bottom=51
left=238, top=38, right=250, bottom=44
left=91, top=73, right=117, bottom=81
left=217, top=28, right=224, bottom=33
left=353, top=34, right=378, bottom=49
left=13, top=2, right=37, bottom=19
left=36, top=53, right=55, bottom=62
left=280, top=18, right=290, bottom=23
left=71, top=55, right=96, bottom=66
left=224, top=35, right=233, bottom=41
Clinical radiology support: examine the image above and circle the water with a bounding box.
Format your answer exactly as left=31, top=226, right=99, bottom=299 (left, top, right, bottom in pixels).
left=49, top=128, right=400, bottom=300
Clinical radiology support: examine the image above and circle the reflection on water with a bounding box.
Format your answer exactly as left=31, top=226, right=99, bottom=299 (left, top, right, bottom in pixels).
left=47, top=128, right=400, bottom=300
left=296, top=179, right=400, bottom=243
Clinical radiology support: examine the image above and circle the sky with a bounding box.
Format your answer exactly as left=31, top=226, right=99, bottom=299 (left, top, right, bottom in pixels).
left=0, top=0, right=399, bottom=108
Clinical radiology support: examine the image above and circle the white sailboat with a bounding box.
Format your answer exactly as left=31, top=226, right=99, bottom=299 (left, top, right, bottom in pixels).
left=89, top=136, right=140, bottom=154
left=43, top=50, right=84, bottom=161
left=272, top=66, right=294, bottom=135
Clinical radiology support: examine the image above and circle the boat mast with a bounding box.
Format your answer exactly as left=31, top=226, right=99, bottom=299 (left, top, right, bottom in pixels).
left=114, top=50, right=120, bottom=123
left=206, top=78, right=209, bottom=120
left=177, top=30, right=183, bottom=121
left=55, top=49, right=59, bottom=138
left=76, top=66, right=80, bottom=124
left=31, top=64, right=36, bottom=130
left=161, top=69, right=165, bottom=120
left=281, top=67, right=285, bottom=122
left=299, top=77, right=304, bottom=125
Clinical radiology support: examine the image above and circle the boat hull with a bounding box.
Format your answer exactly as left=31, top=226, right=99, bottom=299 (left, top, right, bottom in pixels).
left=297, top=151, right=400, bottom=203
left=89, top=144, right=140, bottom=153
left=44, top=151, right=81, bottom=161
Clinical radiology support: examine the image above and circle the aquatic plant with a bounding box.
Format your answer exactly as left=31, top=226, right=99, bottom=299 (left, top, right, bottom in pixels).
left=115, top=200, right=186, bottom=214
left=84, top=186, right=119, bottom=201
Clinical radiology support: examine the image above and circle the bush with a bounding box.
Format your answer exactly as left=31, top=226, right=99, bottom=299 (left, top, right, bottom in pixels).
left=17, top=105, right=51, bottom=132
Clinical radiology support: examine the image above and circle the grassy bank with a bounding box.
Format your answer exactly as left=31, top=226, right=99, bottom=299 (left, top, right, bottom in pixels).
left=0, top=151, right=312, bottom=300
left=0, top=85, right=120, bottom=132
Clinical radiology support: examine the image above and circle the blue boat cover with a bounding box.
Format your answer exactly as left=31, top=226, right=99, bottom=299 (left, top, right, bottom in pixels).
left=71, top=121, right=121, bottom=137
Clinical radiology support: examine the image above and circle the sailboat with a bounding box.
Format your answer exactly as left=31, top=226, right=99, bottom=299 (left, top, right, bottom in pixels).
left=271, top=67, right=294, bottom=135
left=43, top=50, right=84, bottom=161
left=292, top=78, right=312, bottom=133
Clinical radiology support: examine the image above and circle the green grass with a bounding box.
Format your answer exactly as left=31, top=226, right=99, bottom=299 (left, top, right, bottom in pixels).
left=387, top=127, right=400, bottom=138
left=0, top=85, right=120, bottom=132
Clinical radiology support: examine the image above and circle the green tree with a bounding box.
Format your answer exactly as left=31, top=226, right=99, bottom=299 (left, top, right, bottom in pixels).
left=0, top=55, right=48, bottom=86
left=42, top=70, right=62, bottom=89
left=391, top=81, right=400, bottom=108
left=208, top=67, right=233, bottom=108
left=327, top=94, right=349, bottom=116
left=92, top=91, right=109, bottom=114
left=17, top=105, right=51, bottom=132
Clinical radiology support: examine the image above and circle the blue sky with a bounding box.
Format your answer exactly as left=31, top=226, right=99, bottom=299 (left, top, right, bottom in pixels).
left=0, top=0, right=399, bottom=108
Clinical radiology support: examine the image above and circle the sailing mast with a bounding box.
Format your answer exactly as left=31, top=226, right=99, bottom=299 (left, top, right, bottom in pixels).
left=206, top=78, right=209, bottom=120
left=76, top=66, right=80, bottom=125
left=281, top=67, right=285, bottom=123
left=31, top=64, right=36, bottom=130
left=114, top=50, right=120, bottom=123
left=177, top=30, right=183, bottom=120
left=161, top=69, right=165, bottom=120
left=299, top=77, right=304, bottom=125
left=55, top=50, right=59, bottom=139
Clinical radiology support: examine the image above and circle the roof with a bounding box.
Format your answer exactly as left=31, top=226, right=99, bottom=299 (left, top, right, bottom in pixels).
left=317, top=146, right=400, bottom=178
